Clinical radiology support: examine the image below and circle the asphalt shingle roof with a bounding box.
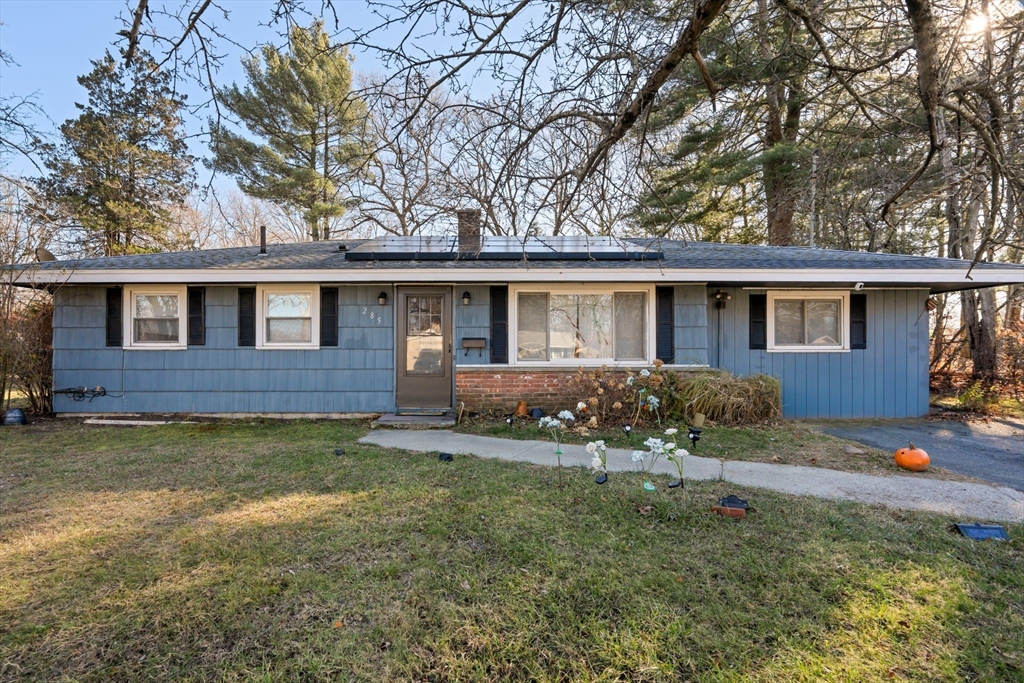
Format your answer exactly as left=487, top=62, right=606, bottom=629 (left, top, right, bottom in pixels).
left=23, top=239, right=1023, bottom=272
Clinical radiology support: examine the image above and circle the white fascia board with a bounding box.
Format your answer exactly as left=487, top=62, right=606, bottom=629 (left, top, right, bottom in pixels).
left=14, top=266, right=1024, bottom=286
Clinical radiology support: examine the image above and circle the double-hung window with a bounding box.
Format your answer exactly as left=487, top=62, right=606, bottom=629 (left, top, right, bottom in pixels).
left=256, top=284, right=320, bottom=349
left=513, top=286, right=651, bottom=364
left=767, top=291, right=849, bottom=351
left=125, top=286, right=187, bottom=348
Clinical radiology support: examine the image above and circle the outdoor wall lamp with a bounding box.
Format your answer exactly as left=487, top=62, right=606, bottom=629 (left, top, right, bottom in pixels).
left=714, top=290, right=732, bottom=309
left=378, top=291, right=388, bottom=306
left=462, top=291, right=472, bottom=306
left=688, top=427, right=702, bottom=450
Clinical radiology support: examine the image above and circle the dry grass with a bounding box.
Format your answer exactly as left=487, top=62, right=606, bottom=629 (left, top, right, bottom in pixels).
left=457, top=416, right=979, bottom=480
left=675, top=373, right=782, bottom=425
left=1, top=419, right=1022, bottom=681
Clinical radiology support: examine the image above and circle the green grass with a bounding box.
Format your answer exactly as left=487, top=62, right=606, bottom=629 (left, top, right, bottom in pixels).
left=2, top=420, right=1022, bottom=681
left=457, top=416, right=955, bottom=478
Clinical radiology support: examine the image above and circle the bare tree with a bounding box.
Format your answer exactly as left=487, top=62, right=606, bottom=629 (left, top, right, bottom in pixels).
left=351, top=80, right=453, bottom=235
left=1, top=178, right=57, bottom=413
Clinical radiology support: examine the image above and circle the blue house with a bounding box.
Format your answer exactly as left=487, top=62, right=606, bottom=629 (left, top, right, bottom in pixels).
left=16, top=211, right=1022, bottom=418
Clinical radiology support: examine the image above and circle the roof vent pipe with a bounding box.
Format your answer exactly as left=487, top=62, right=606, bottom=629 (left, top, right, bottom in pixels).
left=457, top=209, right=481, bottom=253
left=259, top=224, right=267, bottom=255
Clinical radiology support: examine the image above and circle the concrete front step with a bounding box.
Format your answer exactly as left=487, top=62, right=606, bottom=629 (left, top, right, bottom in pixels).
left=372, top=413, right=457, bottom=429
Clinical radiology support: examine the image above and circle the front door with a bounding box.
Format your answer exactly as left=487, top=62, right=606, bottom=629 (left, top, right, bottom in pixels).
left=396, top=288, right=453, bottom=410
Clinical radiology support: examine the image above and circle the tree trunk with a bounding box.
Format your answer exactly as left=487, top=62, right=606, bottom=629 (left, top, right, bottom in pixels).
left=757, top=0, right=801, bottom=246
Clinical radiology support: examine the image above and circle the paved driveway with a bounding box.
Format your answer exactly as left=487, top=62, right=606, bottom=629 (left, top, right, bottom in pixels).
left=819, top=417, right=1024, bottom=491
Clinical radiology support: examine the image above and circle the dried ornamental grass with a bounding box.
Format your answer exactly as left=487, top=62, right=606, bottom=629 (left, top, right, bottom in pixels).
left=677, top=372, right=781, bottom=425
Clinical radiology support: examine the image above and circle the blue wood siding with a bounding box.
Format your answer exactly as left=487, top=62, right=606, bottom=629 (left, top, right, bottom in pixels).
left=454, top=285, right=491, bottom=365
left=674, top=285, right=709, bottom=366
left=706, top=287, right=930, bottom=418
left=52, top=285, right=395, bottom=413
left=453, top=285, right=709, bottom=367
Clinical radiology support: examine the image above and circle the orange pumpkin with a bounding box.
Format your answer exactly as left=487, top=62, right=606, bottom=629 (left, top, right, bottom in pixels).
left=894, top=441, right=930, bottom=472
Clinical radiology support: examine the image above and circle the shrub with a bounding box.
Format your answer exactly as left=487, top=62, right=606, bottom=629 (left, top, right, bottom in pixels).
left=675, top=372, right=781, bottom=425
left=956, top=380, right=996, bottom=414
left=562, top=362, right=682, bottom=426
left=8, top=300, right=53, bottom=414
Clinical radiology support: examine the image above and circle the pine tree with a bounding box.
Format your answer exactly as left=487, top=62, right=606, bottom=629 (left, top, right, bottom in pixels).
left=39, top=50, right=195, bottom=257
left=209, top=21, right=368, bottom=241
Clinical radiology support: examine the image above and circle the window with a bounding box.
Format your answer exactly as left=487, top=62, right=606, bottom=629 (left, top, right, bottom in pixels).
left=124, top=286, right=186, bottom=348
left=256, top=285, right=320, bottom=349
left=512, top=286, right=650, bottom=363
left=767, top=291, right=849, bottom=351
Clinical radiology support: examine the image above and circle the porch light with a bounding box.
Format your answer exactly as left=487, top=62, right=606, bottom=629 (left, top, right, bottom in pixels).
left=378, top=291, right=388, bottom=306
left=714, top=290, right=732, bottom=309
left=462, top=291, right=472, bottom=305
left=688, top=427, right=702, bottom=450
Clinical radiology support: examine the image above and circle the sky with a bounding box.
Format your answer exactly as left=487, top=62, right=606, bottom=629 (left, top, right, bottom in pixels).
left=0, top=0, right=390, bottom=189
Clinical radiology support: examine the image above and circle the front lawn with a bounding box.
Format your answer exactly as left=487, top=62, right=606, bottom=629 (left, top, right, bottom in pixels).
left=2, top=420, right=1022, bottom=681
left=455, top=416, right=973, bottom=480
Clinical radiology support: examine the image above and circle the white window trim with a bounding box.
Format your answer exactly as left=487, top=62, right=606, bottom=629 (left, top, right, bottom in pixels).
left=256, top=284, right=320, bottom=350
left=123, top=285, right=187, bottom=350
left=767, top=290, right=850, bottom=353
left=508, top=283, right=656, bottom=366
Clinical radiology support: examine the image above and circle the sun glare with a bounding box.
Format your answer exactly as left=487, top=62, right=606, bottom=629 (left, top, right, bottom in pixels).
left=965, top=12, right=989, bottom=35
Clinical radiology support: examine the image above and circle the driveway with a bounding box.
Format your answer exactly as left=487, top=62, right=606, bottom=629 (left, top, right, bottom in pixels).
left=819, top=417, right=1024, bottom=491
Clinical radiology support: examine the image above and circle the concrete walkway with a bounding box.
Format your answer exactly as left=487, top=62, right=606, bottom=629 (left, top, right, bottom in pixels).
left=360, top=430, right=1024, bottom=524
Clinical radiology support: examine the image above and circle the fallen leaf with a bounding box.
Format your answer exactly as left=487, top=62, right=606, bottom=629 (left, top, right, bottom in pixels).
left=810, top=458, right=818, bottom=465
left=333, top=621, right=344, bottom=629
left=638, top=505, right=653, bottom=516
left=770, top=455, right=780, bottom=462
left=460, top=580, right=470, bottom=590
left=675, top=577, right=684, bottom=583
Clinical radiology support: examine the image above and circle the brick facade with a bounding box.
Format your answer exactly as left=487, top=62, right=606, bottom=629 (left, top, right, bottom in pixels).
left=456, top=367, right=577, bottom=413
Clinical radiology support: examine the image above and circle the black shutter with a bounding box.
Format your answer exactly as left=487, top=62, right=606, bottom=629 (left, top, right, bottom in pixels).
left=187, top=287, right=206, bottom=346
left=850, top=293, right=867, bottom=350
left=238, top=287, right=256, bottom=347
left=490, top=286, right=508, bottom=364
left=655, top=286, right=675, bottom=363
left=749, top=293, right=767, bottom=350
left=105, top=287, right=122, bottom=347
left=320, top=287, right=339, bottom=346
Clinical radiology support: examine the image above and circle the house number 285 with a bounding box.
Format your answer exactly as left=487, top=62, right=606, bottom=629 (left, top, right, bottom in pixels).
left=361, top=307, right=383, bottom=324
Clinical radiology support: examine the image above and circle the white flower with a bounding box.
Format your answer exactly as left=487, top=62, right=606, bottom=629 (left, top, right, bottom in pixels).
left=626, top=376, right=635, bottom=386
left=558, top=410, right=576, bottom=421
left=595, top=440, right=605, bottom=449
left=577, top=401, right=587, bottom=411
left=664, top=428, right=678, bottom=436
left=631, top=450, right=647, bottom=463
left=644, top=437, right=664, bottom=451
left=640, top=369, right=651, bottom=377
left=585, top=442, right=598, bottom=454
left=538, top=416, right=562, bottom=428
left=664, top=442, right=676, bottom=451
left=646, top=396, right=660, bottom=409
left=591, top=455, right=604, bottom=471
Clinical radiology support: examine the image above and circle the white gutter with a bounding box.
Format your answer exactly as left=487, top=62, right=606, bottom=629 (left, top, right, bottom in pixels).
left=13, top=266, right=1023, bottom=286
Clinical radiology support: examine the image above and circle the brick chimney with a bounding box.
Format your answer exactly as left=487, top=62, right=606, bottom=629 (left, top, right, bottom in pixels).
left=457, top=209, right=482, bottom=253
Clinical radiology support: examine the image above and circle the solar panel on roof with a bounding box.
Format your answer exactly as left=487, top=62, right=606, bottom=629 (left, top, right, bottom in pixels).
left=344, top=235, right=662, bottom=261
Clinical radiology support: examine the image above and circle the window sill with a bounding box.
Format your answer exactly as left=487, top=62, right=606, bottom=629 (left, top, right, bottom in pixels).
left=123, top=345, right=187, bottom=351
left=256, top=345, right=321, bottom=351
left=766, top=347, right=850, bottom=353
